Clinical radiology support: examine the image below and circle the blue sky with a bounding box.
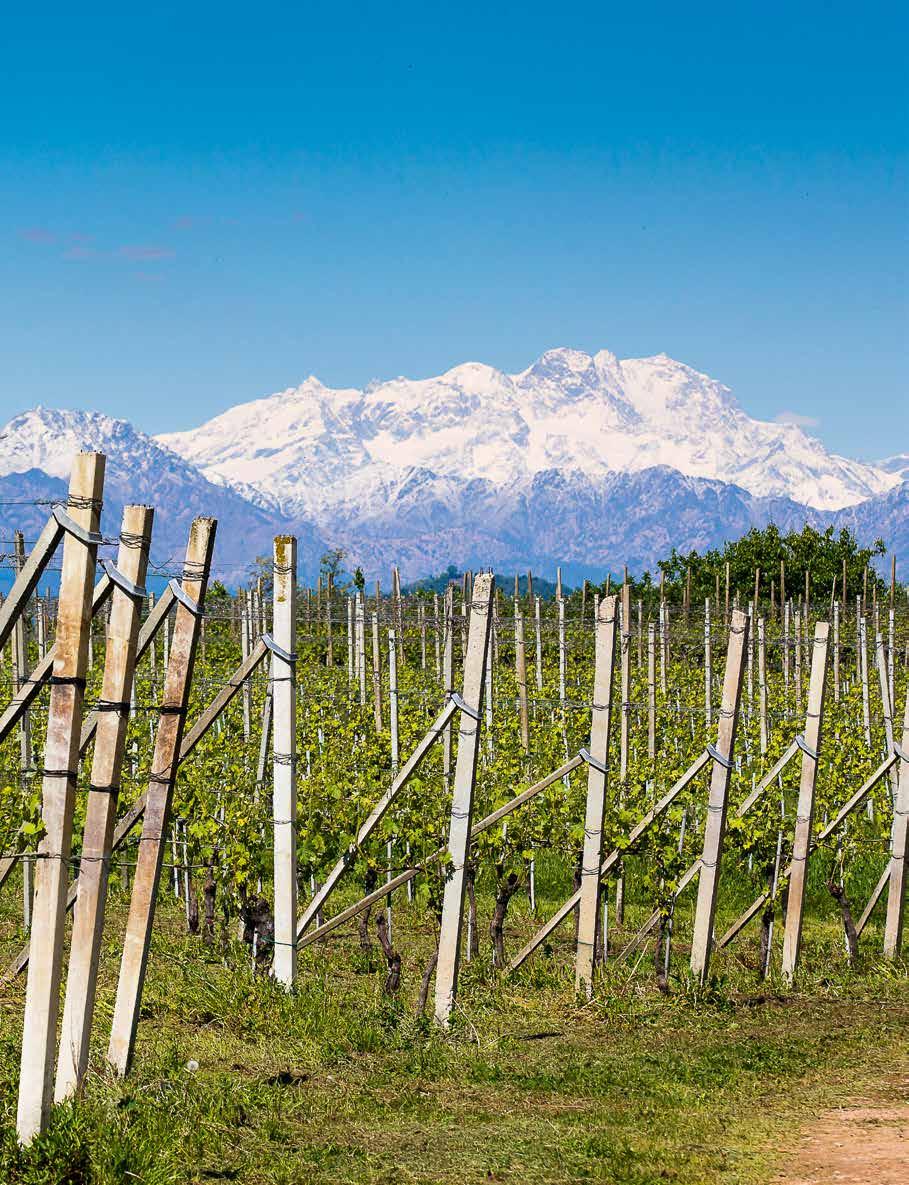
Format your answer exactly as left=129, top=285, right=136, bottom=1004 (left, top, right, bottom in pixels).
left=1, top=1, right=905, bottom=459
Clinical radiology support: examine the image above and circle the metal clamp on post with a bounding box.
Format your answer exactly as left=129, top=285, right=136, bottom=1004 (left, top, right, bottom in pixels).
left=262, top=632, right=297, bottom=664
left=52, top=505, right=103, bottom=547
left=100, top=558, right=147, bottom=601
left=168, top=578, right=203, bottom=616
left=579, top=746, right=608, bottom=775
left=795, top=733, right=819, bottom=761
left=450, top=691, right=480, bottom=720
left=707, top=743, right=733, bottom=770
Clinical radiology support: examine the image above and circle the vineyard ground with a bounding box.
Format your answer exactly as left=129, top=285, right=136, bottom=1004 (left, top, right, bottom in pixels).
left=1, top=864, right=906, bottom=1185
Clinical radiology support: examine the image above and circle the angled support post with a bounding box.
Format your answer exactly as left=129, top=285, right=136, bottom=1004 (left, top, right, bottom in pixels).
left=0, top=513, right=65, bottom=655
left=298, top=754, right=584, bottom=951
left=508, top=749, right=711, bottom=973
left=434, top=572, right=494, bottom=1027
left=107, top=517, right=216, bottom=1076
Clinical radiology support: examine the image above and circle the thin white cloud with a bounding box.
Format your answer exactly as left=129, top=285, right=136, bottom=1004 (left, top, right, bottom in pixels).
left=118, top=245, right=175, bottom=262
left=775, top=410, right=820, bottom=429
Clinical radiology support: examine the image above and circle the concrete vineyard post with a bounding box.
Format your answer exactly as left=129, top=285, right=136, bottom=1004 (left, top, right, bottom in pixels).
left=240, top=591, right=251, bottom=742
left=325, top=571, right=333, bottom=669
left=689, top=608, right=749, bottom=984
left=386, top=627, right=400, bottom=934
left=17, top=452, right=105, bottom=1145
left=647, top=621, right=656, bottom=759
left=758, top=618, right=768, bottom=755
left=515, top=601, right=529, bottom=752
left=833, top=601, right=840, bottom=703
left=356, top=592, right=366, bottom=706
left=55, top=505, right=154, bottom=1102
left=883, top=685, right=909, bottom=958
left=575, top=596, right=617, bottom=996
left=434, top=573, right=494, bottom=1027
left=704, top=598, right=712, bottom=727
left=347, top=598, right=354, bottom=683
left=371, top=611, right=383, bottom=732
left=534, top=596, right=543, bottom=691
left=272, top=536, right=297, bottom=988
left=107, top=517, right=216, bottom=1076
left=617, top=582, right=631, bottom=923
left=780, top=622, right=829, bottom=983
left=874, top=634, right=900, bottom=799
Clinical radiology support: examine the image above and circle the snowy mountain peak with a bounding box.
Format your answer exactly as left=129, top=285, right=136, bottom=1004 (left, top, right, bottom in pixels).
left=879, top=453, right=909, bottom=482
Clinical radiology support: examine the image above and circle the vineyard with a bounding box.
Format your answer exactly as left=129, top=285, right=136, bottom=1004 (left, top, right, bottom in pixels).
left=0, top=451, right=907, bottom=1184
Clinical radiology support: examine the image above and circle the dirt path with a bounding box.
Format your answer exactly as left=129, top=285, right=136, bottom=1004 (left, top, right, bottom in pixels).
left=777, top=1080, right=909, bottom=1185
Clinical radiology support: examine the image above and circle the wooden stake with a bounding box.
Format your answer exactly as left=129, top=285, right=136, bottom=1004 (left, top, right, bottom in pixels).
left=107, top=517, right=216, bottom=1076
left=17, top=452, right=105, bottom=1144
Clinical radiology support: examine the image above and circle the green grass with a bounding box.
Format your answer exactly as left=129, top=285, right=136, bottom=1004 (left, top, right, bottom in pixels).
left=1, top=869, right=907, bottom=1185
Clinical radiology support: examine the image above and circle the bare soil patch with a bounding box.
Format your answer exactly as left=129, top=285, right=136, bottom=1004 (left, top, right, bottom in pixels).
left=778, top=1079, right=909, bottom=1185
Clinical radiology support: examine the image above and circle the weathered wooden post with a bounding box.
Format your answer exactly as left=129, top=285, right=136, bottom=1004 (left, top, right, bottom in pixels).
left=272, top=536, right=297, bottom=988
left=107, top=517, right=216, bottom=1076
left=17, top=452, right=105, bottom=1144
left=689, top=608, right=749, bottom=984
left=575, top=595, right=617, bottom=995
left=55, top=504, right=154, bottom=1102
left=434, top=573, right=494, bottom=1027
left=780, top=622, right=829, bottom=983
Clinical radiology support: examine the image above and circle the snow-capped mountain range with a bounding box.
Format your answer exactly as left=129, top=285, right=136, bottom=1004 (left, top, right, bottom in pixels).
left=158, top=348, right=896, bottom=516
left=0, top=348, right=903, bottom=583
